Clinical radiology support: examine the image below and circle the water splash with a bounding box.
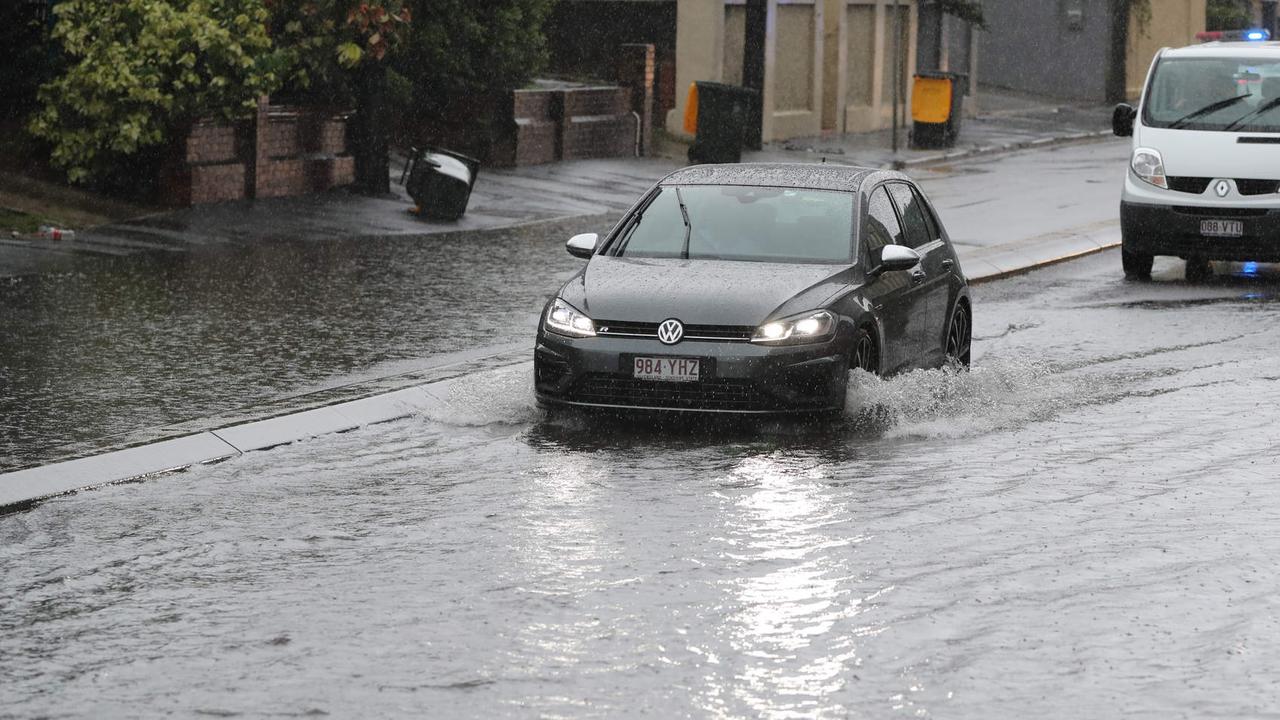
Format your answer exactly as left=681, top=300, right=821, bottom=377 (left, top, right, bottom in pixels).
left=419, top=363, right=542, bottom=427
left=844, top=355, right=1088, bottom=439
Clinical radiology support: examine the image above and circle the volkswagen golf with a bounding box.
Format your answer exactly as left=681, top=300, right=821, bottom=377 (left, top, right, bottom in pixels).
left=533, top=164, right=971, bottom=415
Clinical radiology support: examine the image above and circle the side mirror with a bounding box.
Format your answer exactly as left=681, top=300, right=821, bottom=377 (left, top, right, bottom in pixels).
left=566, top=232, right=599, bottom=259
left=1113, top=103, right=1136, bottom=137
left=872, top=245, right=922, bottom=276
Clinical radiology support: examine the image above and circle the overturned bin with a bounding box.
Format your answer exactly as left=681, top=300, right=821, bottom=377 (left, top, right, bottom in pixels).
left=910, top=71, right=967, bottom=150
left=401, top=147, right=481, bottom=221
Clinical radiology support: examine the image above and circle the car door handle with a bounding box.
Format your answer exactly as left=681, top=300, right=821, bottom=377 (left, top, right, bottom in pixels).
left=941, top=259, right=954, bottom=270
left=910, top=269, right=927, bottom=284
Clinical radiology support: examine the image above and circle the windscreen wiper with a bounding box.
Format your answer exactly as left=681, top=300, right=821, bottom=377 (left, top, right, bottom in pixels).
left=675, top=187, right=692, bottom=260
left=1169, top=93, right=1251, bottom=129
left=1222, top=96, right=1280, bottom=131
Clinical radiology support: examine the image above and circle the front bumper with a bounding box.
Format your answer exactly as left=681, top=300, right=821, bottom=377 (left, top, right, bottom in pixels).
left=1121, top=175, right=1280, bottom=261
left=534, top=330, right=849, bottom=414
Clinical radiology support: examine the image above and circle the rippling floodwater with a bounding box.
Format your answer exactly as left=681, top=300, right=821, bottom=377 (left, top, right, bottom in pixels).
left=0, top=217, right=599, bottom=468
left=4, top=253, right=1280, bottom=718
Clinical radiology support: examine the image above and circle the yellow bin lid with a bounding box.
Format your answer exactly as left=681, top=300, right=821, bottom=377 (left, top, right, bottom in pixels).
left=912, top=76, right=953, bottom=124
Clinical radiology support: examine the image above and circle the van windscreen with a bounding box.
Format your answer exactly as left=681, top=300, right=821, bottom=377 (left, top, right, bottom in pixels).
left=1144, top=57, right=1280, bottom=133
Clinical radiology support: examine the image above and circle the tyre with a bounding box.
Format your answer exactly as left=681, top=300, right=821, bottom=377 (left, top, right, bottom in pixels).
left=1122, top=246, right=1153, bottom=281
left=1185, top=256, right=1213, bottom=282
left=945, top=302, right=972, bottom=368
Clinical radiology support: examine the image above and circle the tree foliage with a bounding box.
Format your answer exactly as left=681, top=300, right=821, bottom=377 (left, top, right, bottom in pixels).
left=0, top=4, right=56, bottom=121
left=397, top=0, right=555, bottom=118
left=29, top=0, right=281, bottom=183
left=1206, top=0, right=1252, bottom=30
left=936, top=0, right=986, bottom=29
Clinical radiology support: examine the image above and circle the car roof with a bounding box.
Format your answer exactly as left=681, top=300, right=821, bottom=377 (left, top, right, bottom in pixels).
left=661, top=163, right=895, bottom=193
left=1162, top=42, right=1280, bottom=60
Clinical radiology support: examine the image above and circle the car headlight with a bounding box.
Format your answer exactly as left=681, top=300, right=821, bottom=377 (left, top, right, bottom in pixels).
left=1131, top=147, right=1167, bottom=189
left=751, top=310, right=836, bottom=345
left=544, top=298, right=596, bottom=338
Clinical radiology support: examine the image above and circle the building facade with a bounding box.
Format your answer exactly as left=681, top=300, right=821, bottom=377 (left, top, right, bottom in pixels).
left=977, top=0, right=1207, bottom=103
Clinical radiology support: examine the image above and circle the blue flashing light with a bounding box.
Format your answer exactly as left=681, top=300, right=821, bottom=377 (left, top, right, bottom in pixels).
left=1243, top=261, right=1260, bottom=275
left=1245, top=29, right=1271, bottom=41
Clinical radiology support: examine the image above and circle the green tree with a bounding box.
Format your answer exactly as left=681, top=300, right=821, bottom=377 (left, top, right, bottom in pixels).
left=0, top=4, right=56, bottom=121
left=267, top=0, right=411, bottom=194
left=29, top=0, right=280, bottom=185
left=1206, top=0, right=1252, bottom=30
left=395, top=0, right=555, bottom=154
left=936, top=0, right=986, bottom=28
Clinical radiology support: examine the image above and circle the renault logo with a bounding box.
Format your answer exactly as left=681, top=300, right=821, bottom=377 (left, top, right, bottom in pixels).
left=657, top=319, right=685, bottom=345
left=1215, top=180, right=1231, bottom=198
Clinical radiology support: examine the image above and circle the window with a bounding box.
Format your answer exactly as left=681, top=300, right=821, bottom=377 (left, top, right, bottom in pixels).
left=1143, top=57, right=1280, bottom=133
left=887, top=183, right=935, bottom=249
left=864, top=186, right=904, bottom=259
left=610, top=185, right=855, bottom=264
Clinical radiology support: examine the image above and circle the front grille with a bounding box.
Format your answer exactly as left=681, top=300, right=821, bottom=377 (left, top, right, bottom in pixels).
left=1166, top=176, right=1212, bottom=194
left=1235, top=179, right=1280, bottom=196
left=595, top=320, right=753, bottom=342
left=1172, top=206, right=1271, bottom=217
left=567, top=374, right=777, bottom=411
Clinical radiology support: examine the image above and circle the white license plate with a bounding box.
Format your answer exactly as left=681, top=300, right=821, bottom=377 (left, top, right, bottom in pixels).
left=1201, top=219, right=1244, bottom=238
left=633, top=357, right=700, bottom=383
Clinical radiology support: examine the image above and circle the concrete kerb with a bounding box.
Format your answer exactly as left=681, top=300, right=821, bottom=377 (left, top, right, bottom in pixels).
left=0, top=349, right=531, bottom=513
left=895, top=129, right=1113, bottom=170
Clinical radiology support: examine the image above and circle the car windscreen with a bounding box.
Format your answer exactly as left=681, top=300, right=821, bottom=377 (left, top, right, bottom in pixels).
left=608, top=185, right=855, bottom=264
left=1144, top=56, right=1280, bottom=133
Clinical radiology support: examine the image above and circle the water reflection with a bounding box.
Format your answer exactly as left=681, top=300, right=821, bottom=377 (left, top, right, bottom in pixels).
left=711, top=454, right=869, bottom=719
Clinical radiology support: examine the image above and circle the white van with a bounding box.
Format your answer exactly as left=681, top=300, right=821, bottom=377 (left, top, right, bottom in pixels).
left=1114, top=32, right=1280, bottom=280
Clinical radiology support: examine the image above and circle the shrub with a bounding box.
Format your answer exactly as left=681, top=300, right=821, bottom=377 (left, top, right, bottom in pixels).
left=28, top=0, right=281, bottom=184
left=0, top=4, right=57, bottom=121
left=397, top=0, right=555, bottom=129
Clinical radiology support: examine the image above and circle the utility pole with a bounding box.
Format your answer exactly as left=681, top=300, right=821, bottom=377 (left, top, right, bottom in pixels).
left=892, top=0, right=902, bottom=154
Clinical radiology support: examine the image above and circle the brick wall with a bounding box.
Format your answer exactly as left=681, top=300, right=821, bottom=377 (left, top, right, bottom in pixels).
left=165, top=103, right=355, bottom=206
left=560, top=88, right=638, bottom=160
left=490, top=85, right=639, bottom=167
left=511, top=90, right=558, bottom=166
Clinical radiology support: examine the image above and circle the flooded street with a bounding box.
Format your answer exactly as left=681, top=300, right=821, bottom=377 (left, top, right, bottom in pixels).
left=5, top=251, right=1280, bottom=718
left=0, top=218, right=594, bottom=469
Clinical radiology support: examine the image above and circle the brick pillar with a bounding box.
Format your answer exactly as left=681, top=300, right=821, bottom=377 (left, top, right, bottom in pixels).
left=251, top=95, right=270, bottom=199
left=617, top=43, right=655, bottom=156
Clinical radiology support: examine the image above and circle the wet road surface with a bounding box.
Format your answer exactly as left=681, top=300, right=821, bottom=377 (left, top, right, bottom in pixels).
left=4, top=251, right=1280, bottom=718
left=0, top=141, right=1129, bottom=470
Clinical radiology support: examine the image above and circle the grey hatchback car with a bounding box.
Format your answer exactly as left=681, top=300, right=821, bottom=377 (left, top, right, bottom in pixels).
left=534, top=164, right=971, bottom=415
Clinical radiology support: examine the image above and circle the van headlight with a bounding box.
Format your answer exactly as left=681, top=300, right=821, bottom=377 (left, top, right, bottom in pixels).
left=544, top=298, right=596, bottom=338
left=752, top=310, right=836, bottom=345
left=1131, top=148, right=1167, bottom=189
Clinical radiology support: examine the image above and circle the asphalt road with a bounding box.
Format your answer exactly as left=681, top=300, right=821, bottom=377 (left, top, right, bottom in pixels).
left=0, top=140, right=1131, bottom=470
left=4, top=250, right=1280, bottom=719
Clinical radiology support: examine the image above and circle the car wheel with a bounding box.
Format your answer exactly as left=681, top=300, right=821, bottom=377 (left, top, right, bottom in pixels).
left=945, top=302, right=972, bottom=368
left=1185, top=256, right=1213, bottom=282
left=851, top=326, right=879, bottom=375
left=1122, top=247, right=1153, bottom=281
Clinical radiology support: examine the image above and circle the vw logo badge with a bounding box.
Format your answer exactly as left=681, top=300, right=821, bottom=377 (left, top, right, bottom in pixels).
left=657, top=319, right=684, bottom=345
left=1215, top=180, right=1231, bottom=198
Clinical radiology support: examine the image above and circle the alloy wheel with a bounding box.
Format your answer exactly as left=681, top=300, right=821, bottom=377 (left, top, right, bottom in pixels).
left=852, top=330, right=878, bottom=374
left=946, top=304, right=972, bottom=368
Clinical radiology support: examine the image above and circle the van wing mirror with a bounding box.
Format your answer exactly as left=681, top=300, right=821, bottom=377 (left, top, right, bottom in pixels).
left=566, top=233, right=599, bottom=259
left=1113, top=103, right=1137, bottom=137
